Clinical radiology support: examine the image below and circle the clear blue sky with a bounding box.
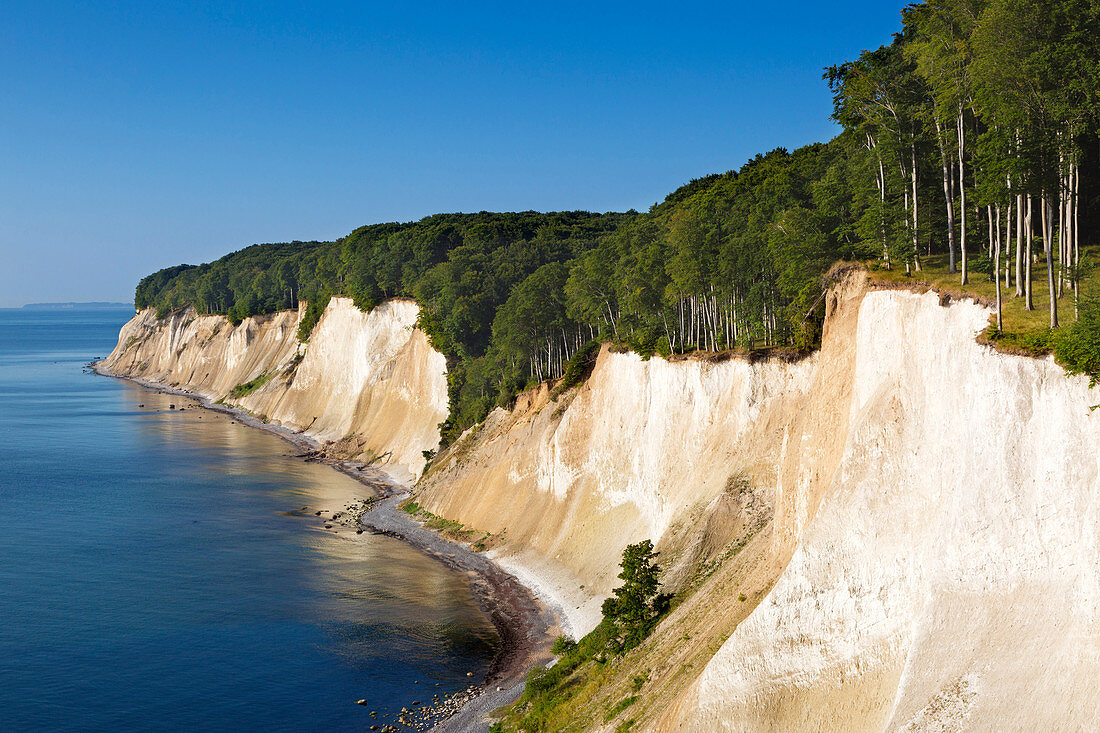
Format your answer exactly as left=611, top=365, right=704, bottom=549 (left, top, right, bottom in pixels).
left=0, top=1, right=903, bottom=307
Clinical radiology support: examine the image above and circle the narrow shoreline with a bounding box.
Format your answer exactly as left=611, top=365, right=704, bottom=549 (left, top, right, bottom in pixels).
left=91, top=365, right=558, bottom=731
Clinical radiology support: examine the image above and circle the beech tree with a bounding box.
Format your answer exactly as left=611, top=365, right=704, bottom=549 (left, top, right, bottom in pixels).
left=827, top=39, right=929, bottom=273
left=906, top=0, right=984, bottom=283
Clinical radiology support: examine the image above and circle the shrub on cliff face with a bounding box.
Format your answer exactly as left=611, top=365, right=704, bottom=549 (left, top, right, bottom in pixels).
left=551, top=635, right=577, bottom=655
left=500, top=542, right=668, bottom=731
left=601, top=540, right=671, bottom=653
left=229, top=371, right=272, bottom=398
left=549, top=338, right=602, bottom=401
left=296, top=294, right=331, bottom=342
left=1055, top=289, right=1100, bottom=388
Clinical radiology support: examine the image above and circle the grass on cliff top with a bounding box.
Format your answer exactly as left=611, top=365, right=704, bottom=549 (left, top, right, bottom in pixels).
left=868, top=249, right=1099, bottom=357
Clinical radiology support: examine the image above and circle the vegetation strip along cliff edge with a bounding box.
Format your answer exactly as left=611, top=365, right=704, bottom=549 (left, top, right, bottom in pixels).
left=132, top=0, right=1100, bottom=446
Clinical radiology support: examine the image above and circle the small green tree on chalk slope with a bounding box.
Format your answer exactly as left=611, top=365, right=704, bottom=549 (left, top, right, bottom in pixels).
left=602, top=540, right=671, bottom=653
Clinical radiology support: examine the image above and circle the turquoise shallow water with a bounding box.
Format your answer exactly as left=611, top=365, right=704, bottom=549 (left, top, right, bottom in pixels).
left=0, top=306, right=497, bottom=732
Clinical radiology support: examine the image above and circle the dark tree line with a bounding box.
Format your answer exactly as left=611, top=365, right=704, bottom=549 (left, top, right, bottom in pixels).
left=134, top=0, right=1100, bottom=444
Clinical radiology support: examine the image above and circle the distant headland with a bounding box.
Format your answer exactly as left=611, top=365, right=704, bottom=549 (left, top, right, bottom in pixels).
left=20, top=302, right=131, bottom=310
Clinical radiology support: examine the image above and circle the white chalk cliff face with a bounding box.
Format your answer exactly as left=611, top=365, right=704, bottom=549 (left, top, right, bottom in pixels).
left=416, top=343, right=816, bottom=636
left=416, top=272, right=1100, bottom=730
left=102, top=276, right=1100, bottom=729
left=665, top=284, right=1100, bottom=732
left=98, top=298, right=448, bottom=483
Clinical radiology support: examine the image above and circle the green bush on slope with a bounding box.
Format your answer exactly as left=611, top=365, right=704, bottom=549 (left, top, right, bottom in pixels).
left=497, top=541, right=669, bottom=732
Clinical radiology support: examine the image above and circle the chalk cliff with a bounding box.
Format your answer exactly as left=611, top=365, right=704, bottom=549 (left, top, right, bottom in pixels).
left=102, top=273, right=1100, bottom=730
left=415, top=271, right=1100, bottom=730
left=661, top=278, right=1100, bottom=732
left=98, top=297, right=448, bottom=483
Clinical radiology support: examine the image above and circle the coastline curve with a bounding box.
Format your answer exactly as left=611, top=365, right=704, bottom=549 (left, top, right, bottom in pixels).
left=91, top=365, right=561, bottom=731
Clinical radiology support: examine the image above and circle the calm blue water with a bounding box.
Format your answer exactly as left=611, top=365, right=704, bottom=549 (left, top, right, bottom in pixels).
left=0, top=307, right=497, bottom=732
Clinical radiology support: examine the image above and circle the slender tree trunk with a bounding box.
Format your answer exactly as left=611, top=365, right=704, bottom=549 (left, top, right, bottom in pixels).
left=903, top=167, right=911, bottom=276
left=1043, top=194, right=1057, bottom=328
left=988, top=205, right=996, bottom=280
left=994, top=208, right=1003, bottom=332
left=677, top=299, right=684, bottom=350
left=1066, top=166, right=1074, bottom=297
left=709, top=291, right=719, bottom=351
left=877, top=148, right=889, bottom=268
left=1015, top=193, right=1024, bottom=297
left=911, top=146, right=921, bottom=271
left=1058, top=161, right=1065, bottom=299
left=1074, top=164, right=1081, bottom=318
left=987, top=204, right=994, bottom=260
left=935, top=118, right=957, bottom=273
left=1025, top=195, right=1034, bottom=310
left=957, top=110, right=968, bottom=285
left=689, top=295, right=696, bottom=350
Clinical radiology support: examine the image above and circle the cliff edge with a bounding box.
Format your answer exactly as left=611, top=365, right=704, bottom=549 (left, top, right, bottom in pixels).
left=100, top=273, right=1100, bottom=730
left=414, top=270, right=1100, bottom=731
left=97, top=297, right=448, bottom=483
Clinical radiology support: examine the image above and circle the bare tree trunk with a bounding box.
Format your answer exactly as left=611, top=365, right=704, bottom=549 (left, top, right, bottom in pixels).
left=988, top=205, right=996, bottom=279
left=1015, top=193, right=1024, bottom=297
left=1074, top=163, right=1081, bottom=318
left=1064, top=165, right=1075, bottom=303
left=994, top=208, right=1003, bottom=332
left=1043, top=194, right=1057, bottom=328
left=935, top=118, right=957, bottom=273
left=987, top=205, right=994, bottom=259
left=957, top=110, right=968, bottom=285
left=903, top=167, right=911, bottom=276
left=1058, top=161, right=1065, bottom=299
left=911, top=146, right=921, bottom=271
left=689, top=295, right=696, bottom=350
left=677, top=299, right=684, bottom=349
left=1025, top=195, right=1034, bottom=310
left=877, top=149, right=889, bottom=268
left=709, top=291, right=720, bottom=351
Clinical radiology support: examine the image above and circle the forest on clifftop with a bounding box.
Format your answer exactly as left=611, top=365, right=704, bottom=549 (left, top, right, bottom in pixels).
left=134, top=0, right=1100, bottom=443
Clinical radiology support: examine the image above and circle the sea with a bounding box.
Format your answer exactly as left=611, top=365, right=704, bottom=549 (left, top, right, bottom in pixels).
left=0, top=306, right=498, bottom=732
